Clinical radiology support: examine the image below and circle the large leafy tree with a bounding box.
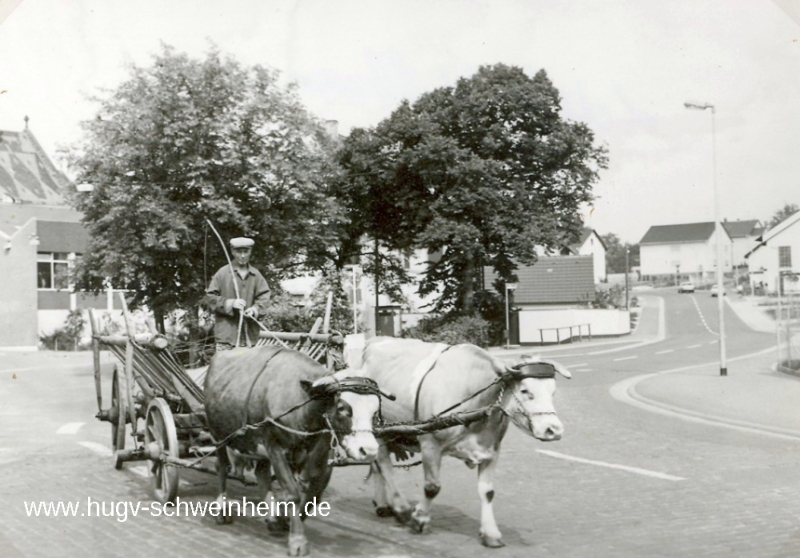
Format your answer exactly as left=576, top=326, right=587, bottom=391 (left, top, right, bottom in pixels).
left=66, top=46, right=342, bottom=325
left=337, top=64, right=608, bottom=313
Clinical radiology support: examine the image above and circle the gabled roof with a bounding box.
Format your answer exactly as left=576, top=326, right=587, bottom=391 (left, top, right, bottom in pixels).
left=722, top=219, right=761, bottom=238
left=570, top=227, right=606, bottom=251
left=0, top=126, right=69, bottom=204
left=746, top=211, right=800, bottom=259
left=484, top=255, right=595, bottom=304
left=639, top=222, right=731, bottom=245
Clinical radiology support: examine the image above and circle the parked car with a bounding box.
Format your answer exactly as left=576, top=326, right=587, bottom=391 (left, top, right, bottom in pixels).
left=678, top=282, right=695, bottom=294
left=710, top=284, right=726, bottom=297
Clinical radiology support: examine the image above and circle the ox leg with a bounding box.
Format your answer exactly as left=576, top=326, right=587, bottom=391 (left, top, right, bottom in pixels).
left=255, top=459, right=288, bottom=535
left=372, top=442, right=413, bottom=524
left=410, top=437, right=442, bottom=534
left=265, top=446, right=308, bottom=557
left=214, top=446, right=234, bottom=525
left=478, top=457, right=504, bottom=548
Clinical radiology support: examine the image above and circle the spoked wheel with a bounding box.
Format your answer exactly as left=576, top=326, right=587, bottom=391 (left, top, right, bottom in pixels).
left=110, top=367, right=126, bottom=470
left=144, top=398, right=179, bottom=504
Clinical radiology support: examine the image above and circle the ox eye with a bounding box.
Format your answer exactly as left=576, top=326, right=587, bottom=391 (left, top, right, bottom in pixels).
left=337, top=403, right=352, bottom=417
left=520, top=388, right=533, bottom=400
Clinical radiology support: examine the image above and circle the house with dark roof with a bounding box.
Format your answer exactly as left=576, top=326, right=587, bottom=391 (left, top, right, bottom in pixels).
left=639, top=222, right=733, bottom=283
left=745, top=211, right=800, bottom=295
left=722, top=219, right=763, bottom=269
left=484, top=255, right=630, bottom=344
left=0, top=120, right=116, bottom=349
left=559, top=227, right=607, bottom=283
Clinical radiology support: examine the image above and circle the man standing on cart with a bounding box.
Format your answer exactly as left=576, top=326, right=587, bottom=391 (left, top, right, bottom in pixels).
left=204, top=237, right=271, bottom=352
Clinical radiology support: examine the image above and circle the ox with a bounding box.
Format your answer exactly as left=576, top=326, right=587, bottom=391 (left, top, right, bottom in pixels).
left=205, top=345, right=386, bottom=556
left=362, top=337, right=571, bottom=548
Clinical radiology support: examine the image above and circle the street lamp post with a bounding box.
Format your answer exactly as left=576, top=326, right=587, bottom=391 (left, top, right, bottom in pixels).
left=505, top=282, right=518, bottom=349
left=685, top=101, right=727, bottom=376
left=625, top=248, right=630, bottom=310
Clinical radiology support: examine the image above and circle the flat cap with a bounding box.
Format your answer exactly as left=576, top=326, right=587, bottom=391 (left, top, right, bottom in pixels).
left=230, top=237, right=254, bottom=249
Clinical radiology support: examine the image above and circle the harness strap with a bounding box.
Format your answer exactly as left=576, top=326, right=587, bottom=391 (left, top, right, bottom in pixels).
left=413, top=344, right=452, bottom=421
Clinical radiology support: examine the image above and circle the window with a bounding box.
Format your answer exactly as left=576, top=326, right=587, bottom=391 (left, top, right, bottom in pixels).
left=37, top=252, right=70, bottom=290
left=779, top=246, right=792, bottom=268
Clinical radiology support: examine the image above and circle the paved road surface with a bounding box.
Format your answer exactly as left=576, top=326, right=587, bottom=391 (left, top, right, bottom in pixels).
left=2, top=289, right=799, bottom=557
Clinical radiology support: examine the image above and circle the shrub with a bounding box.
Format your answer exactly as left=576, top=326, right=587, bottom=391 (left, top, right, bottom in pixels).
left=40, top=310, right=86, bottom=351
left=403, top=314, right=490, bottom=347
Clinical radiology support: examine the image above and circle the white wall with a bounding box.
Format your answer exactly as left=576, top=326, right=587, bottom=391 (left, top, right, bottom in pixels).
left=518, top=308, right=630, bottom=343
left=748, top=222, right=800, bottom=294
left=577, top=234, right=606, bottom=283
left=640, top=230, right=732, bottom=278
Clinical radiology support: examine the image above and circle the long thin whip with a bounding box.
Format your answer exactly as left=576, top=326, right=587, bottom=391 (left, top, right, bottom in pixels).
left=205, top=219, right=244, bottom=348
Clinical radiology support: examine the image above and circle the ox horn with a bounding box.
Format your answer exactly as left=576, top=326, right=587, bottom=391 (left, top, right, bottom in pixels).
left=508, top=355, right=572, bottom=380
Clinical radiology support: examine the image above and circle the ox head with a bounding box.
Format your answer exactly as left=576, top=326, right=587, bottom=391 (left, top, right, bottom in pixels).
left=499, top=356, right=571, bottom=442
left=303, top=371, right=395, bottom=461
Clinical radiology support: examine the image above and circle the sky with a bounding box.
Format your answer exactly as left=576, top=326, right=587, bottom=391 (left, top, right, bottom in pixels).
left=1, top=0, right=799, bottom=243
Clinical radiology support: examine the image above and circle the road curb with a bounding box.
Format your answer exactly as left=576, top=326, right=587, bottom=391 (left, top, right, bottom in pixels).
left=610, top=346, right=800, bottom=442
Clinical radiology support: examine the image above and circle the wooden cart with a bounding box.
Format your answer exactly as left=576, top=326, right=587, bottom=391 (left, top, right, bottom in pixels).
left=90, top=293, right=344, bottom=503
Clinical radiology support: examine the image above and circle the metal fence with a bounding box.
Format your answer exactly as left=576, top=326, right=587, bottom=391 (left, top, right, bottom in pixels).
left=776, top=288, right=800, bottom=373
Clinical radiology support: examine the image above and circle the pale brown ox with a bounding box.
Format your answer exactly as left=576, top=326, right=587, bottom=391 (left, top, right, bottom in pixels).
left=362, top=337, right=571, bottom=548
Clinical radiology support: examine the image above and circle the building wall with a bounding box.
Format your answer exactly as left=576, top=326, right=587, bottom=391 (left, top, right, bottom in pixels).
left=732, top=235, right=759, bottom=268
left=748, top=222, right=800, bottom=294
left=518, top=307, right=630, bottom=343
left=640, top=229, right=732, bottom=278
left=577, top=234, right=606, bottom=283
left=0, top=219, right=39, bottom=348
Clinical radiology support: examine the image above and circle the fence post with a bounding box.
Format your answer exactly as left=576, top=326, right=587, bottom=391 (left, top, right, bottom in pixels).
left=588, top=324, right=592, bottom=341
left=556, top=329, right=560, bottom=344
left=540, top=329, right=544, bottom=345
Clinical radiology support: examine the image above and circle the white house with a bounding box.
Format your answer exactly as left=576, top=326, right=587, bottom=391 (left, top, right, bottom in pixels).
left=745, top=211, right=800, bottom=295
left=722, top=219, right=764, bottom=270
left=639, top=222, right=733, bottom=283
left=563, top=228, right=607, bottom=283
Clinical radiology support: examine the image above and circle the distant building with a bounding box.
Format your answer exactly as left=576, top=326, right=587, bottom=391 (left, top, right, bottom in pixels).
left=722, top=219, right=763, bottom=270
left=560, top=227, right=607, bottom=283
left=639, top=222, right=733, bottom=283
left=0, top=121, right=115, bottom=349
left=745, top=211, right=800, bottom=295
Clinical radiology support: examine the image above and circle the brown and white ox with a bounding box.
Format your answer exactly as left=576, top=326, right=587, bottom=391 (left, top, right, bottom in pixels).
left=205, top=345, right=385, bottom=556
left=362, top=337, right=571, bottom=548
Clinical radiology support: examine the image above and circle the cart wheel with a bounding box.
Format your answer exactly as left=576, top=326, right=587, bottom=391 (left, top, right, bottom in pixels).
left=144, top=398, right=179, bottom=504
left=110, top=367, right=126, bottom=470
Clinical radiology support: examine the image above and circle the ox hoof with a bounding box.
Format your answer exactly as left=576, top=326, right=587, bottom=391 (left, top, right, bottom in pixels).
left=394, top=508, right=413, bottom=525
left=287, top=534, right=309, bottom=556
left=410, top=516, right=429, bottom=534
left=375, top=506, right=394, bottom=518
left=480, top=535, right=506, bottom=548
left=215, top=514, right=234, bottom=525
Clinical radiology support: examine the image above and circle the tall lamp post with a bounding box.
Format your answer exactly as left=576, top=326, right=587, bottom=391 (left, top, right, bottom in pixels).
left=625, top=248, right=630, bottom=310
left=505, top=282, right=518, bottom=349
left=685, top=101, right=727, bottom=376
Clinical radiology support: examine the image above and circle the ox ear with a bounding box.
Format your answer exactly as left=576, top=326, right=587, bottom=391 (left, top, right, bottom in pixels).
left=300, top=379, right=315, bottom=395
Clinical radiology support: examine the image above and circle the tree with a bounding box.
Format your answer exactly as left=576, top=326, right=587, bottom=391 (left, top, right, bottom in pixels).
left=602, top=233, right=639, bottom=274
left=767, top=203, right=799, bottom=229
left=337, top=64, right=608, bottom=313
left=65, top=46, right=343, bottom=326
